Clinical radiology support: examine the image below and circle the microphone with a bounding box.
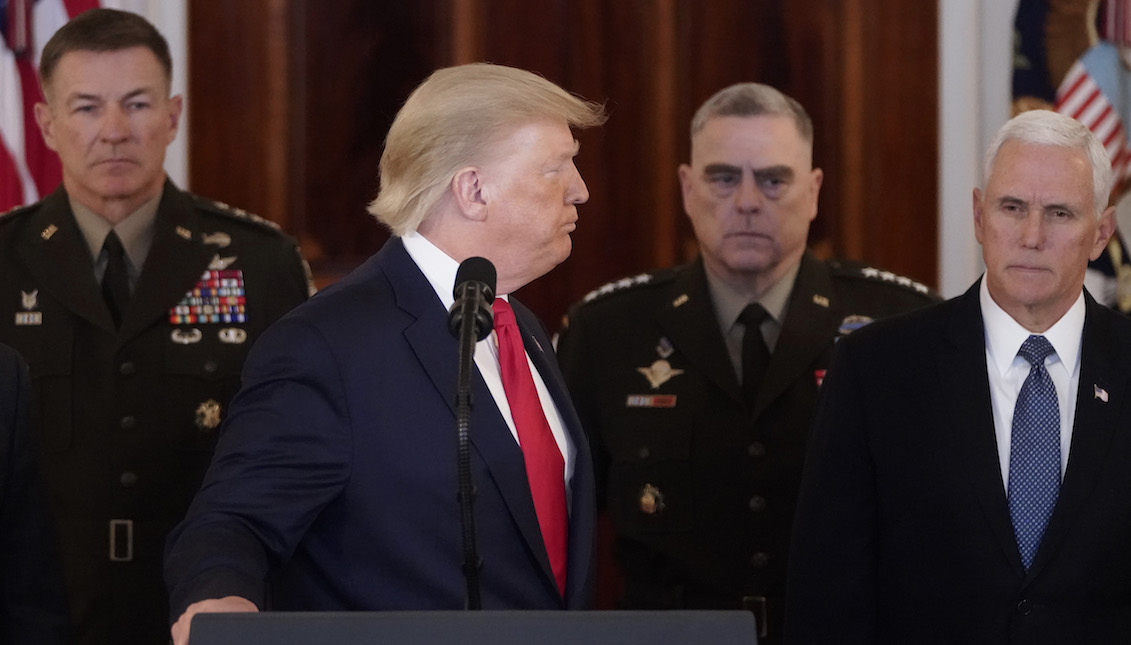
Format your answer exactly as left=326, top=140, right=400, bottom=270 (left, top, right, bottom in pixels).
left=447, top=256, right=496, bottom=609
left=448, top=257, right=496, bottom=341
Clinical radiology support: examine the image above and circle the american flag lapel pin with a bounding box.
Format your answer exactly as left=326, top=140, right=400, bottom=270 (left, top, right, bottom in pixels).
left=1094, top=384, right=1109, bottom=403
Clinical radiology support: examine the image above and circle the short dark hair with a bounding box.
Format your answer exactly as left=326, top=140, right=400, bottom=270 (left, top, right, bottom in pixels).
left=39, top=8, right=172, bottom=94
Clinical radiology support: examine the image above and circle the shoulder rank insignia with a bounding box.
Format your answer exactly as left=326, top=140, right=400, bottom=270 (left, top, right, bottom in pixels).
left=637, top=359, right=684, bottom=389
left=581, top=273, right=654, bottom=303
left=859, top=266, right=930, bottom=294
left=170, top=270, right=247, bottom=324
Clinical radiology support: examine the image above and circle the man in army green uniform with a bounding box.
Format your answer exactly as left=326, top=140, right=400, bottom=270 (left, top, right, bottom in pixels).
left=0, top=9, right=311, bottom=644
left=555, top=83, right=938, bottom=643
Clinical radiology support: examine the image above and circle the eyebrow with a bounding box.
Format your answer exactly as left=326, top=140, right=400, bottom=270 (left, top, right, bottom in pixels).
left=702, top=163, right=795, bottom=177
left=65, top=87, right=154, bottom=105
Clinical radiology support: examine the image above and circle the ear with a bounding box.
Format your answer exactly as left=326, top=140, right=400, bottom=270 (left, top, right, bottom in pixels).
left=1091, top=205, right=1117, bottom=261
left=677, top=164, right=693, bottom=216
left=450, top=166, right=488, bottom=222
left=166, top=95, right=184, bottom=144
left=805, top=167, right=824, bottom=223
left=972, top=187, right=985, bottom=244
left=34, top=102, right=58, bottom=152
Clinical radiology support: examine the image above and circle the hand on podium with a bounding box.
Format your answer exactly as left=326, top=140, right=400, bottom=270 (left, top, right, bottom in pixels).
left=171, top=595, right=258, bottom=645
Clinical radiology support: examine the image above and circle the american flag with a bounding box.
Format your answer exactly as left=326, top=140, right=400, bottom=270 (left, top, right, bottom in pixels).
left=1054, top=0, right=1131, bottom=193
left=0, top=0, right=101, bottom=213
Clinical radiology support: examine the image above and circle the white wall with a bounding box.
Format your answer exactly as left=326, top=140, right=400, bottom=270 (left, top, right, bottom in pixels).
left=102, top=0, right=189, bottom=188
left=938, top=0, right=1018, bottom=297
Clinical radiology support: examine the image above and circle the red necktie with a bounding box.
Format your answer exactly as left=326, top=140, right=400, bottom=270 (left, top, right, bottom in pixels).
left=492, top=298, right=568, bottom=595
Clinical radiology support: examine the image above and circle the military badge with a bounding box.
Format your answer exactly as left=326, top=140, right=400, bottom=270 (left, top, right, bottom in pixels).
left=637, top=359, right=684, bottom=389
left=208, top=254, right=238, bottom=271
left=625, top=394, right=677, bottom=408
left=218, top=327, right=248, bottom=344
left=175, top=226, right=193, bottom=240
left=639, top=484, right=665, bottom=515
left=837, top=315, right=874, bottom=336
left=169, top=270, right=247, bottom=324
left=171, top=328, right=203, bottom=345
left=812, top=294, right=830, bottom=308
left=15, top=290, right=42, bottom=326
left=40, top=224, right=58, bottom=240
left=194, top=399, right=222, bottom=431
left=656, top=336, right=675, bottom=359
left=202, top=232, right=232, bottom=248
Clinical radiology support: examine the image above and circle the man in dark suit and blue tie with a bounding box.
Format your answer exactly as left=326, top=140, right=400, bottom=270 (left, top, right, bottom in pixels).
left=786, top=109, right=1131, bottom=642
left=164, top=63, right=607, bottom=644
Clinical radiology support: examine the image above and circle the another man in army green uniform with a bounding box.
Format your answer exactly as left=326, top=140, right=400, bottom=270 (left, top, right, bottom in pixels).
left=555, top=83, right=938, bottom=643
left=0, top=9, right=311, bottom=644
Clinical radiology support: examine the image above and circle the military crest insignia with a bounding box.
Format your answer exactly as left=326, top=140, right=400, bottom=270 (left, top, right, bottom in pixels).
left=15, top=290, right=42, bottom=326
left=194, top=399, right=223, bottom=432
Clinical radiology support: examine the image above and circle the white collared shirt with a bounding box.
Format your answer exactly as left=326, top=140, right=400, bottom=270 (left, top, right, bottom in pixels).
left=980, top=278, right=1083, bottom=489
left=401, top=231, right=576, bottom=500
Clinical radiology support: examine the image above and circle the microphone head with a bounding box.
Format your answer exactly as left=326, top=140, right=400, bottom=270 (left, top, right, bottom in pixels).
left=453, top=256, right=496, bottom=301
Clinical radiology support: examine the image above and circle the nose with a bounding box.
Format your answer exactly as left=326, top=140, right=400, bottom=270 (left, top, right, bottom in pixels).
left=568, top=164, right=590, bottom=205
left=1020, top=209, right=1045, bottom=248
left=100, top=105, right=130, bottom=143
left=736, top=173, right=762, bottom=213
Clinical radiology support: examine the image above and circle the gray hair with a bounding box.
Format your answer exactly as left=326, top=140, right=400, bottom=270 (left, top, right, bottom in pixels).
left=982, top=110, right=1113, bottom=216
left=689, top=82, right=812, bottom=144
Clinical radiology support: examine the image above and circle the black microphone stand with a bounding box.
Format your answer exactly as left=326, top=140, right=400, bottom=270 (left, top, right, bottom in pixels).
left=454, top=282, right=486, bottom=610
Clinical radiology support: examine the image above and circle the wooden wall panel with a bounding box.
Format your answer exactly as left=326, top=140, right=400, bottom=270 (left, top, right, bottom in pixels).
left=187, top=0, right=939, bottom=326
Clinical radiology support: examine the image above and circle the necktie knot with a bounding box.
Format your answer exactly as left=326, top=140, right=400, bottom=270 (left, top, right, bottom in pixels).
left=492, top=298, right=517, bottom=329
left=1018, top=335, right=1055, bottom=368
left=102, top=230, right=125, bottom=258
left=738, top=302, right=769, bottom=329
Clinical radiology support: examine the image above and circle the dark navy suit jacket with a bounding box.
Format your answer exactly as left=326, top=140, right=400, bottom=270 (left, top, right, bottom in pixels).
left=0, top=343, right=68, bottom=643
left=165, top=237, right=596, bottom=618
left=786, top=282, right=1131, bottom=644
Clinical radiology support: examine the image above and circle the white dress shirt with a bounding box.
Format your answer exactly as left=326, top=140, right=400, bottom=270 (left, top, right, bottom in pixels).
left=401, top=231, right=576, bottom=498
left=980, top=278, right=1083, bottom=489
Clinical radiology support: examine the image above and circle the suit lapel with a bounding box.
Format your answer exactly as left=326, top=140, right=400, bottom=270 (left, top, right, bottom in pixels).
left=1028, top=294, right=1129, bottom=579
left=383, top=240, right=561, bottom=597
left=17, top=188, right=116, bottom=333
left=513, top=299, right=596, bottom=605
left=120, top=186, right=215, bottom=340
left=941, top=282, right=1026, bottom=575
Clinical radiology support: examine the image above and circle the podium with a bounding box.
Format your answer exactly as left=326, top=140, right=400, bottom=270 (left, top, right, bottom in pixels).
left=189, top=610, right=757, bottom=644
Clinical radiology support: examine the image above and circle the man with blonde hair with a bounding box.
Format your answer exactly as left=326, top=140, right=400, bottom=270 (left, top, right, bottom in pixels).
left=165, top=62, right=606, bottom=643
